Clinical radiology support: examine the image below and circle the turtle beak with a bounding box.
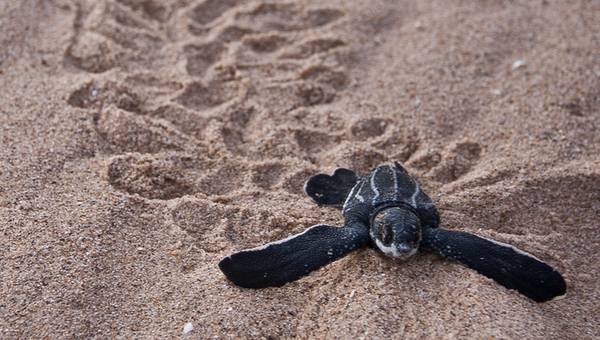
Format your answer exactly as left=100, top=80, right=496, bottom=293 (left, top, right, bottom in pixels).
left=374, top=238, right=419, bottom=259
left=393, top=243, right=418, bottom=259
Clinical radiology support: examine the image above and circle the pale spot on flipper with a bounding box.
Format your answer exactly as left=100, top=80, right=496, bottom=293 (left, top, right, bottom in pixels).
left=479, top=236, right=544, bottom=263
left=242, top=224, right=324, bottom=252
left=550, top=293, right=567, bottom=301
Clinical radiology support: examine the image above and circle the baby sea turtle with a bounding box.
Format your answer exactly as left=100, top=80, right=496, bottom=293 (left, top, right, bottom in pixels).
left=219, top=162, right=566, bottom=302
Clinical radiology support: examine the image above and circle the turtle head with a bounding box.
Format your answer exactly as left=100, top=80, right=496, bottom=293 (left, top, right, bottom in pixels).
left=371, top=206, right=421, bottom=259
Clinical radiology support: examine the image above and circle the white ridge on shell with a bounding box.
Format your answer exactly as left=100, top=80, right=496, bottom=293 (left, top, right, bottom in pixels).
left=343, top=180, right=363, bottom=210
left=410, top=181, right=420, bottom=208
left=370, top=167, right=380, bottom=203
left=390, top=164, right=399, bottom=200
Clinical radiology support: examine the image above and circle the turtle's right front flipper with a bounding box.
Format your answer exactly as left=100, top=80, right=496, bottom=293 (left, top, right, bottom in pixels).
left=219, top=223, right=369, bottom=288
left=304, top=168, right=358, bottom=208
left=422, top=227, right=567, bottom=302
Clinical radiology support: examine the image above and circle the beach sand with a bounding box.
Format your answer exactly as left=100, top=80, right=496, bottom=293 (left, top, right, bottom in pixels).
left=1, top=0, right=599, bottom=338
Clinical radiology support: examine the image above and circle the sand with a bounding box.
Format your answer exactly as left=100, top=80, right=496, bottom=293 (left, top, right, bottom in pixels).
left=1, top=0, right=599, bottom=338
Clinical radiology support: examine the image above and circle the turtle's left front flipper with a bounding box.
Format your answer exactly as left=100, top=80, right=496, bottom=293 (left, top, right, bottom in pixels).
left=304, top=168, right=358, bottom=208
left=219, top=224, right=369, bottom=288
left=422, top=228, right=566, bottom=302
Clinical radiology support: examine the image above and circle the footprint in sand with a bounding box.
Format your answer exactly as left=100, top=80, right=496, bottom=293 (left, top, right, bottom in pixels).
left=196, top=163, right=248, bottom=196
left=279, top=37, right=346, bottom=60
left=405, top=147, right=442, bottom=174
left=65, top=2, right=170, bottom=73
left=445, top=162, right=600, bottom=240
left=429, top=139, right=483, bottom=183
left=404, top=139, right=482, bottom=183
left=67, top=78, right=229, bottom=153
left=188, top=0, right=242, bottom=27
left=170, top=198, right=235, bottom=253
left=107, top=153, right=251, bottom=200
left=123, top=73, right=184, bottom=96
left=293, top=128, right=340, bottom=154
left=370, top=126, right=420, bottom=163
left=184, top=1, right=350, bottom=107
left=350, top=118, right=390, bottom=141
left=204, top=106, right=256, bottom=156
left=174, top=79, right=245, bottom=111
left=324, top=142, right=388, bottom=174
left=251, top=162, right=287, bottom=190
left=68, top=79, right=203, bottom=155
left=282, top=167, right=318, bottom=196
left=65, top=31, right=124, bottom=73
left=242, top=33, right=289, bottom=54
left=67, top=81, right=142, bottom=113
left=66, top=0, right=360, bottom=209
left=116, top=0, right=176, bottom=23
left=298, top=65, right=349, bottom=90
left=183, top=41, right=227, bottom=77
left=170, top=195, right=307, bottom=255
left=94, top=107, right=193, bottom=154
left=233, top=3, right=343, bottom=32
left=107, top=153, right=198, bottom=200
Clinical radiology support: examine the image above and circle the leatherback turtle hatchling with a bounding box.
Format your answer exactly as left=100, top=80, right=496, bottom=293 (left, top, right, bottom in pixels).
left=219, top=162, right=566, bottom=302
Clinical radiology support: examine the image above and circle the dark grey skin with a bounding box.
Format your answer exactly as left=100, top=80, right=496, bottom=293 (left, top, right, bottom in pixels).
left=219, top=162, right=567, bottom=302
